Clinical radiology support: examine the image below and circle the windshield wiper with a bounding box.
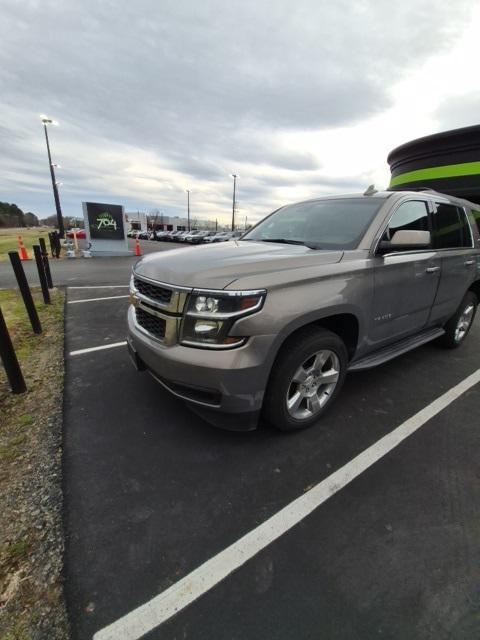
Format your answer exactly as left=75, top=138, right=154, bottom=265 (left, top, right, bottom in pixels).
left=259, top=238, right=323, bottom=249
left=260, top=238, right=306, bottom=245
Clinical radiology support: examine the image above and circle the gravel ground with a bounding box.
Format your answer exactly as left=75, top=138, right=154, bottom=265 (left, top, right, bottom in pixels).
left=0, top=289, right=69, bottom=640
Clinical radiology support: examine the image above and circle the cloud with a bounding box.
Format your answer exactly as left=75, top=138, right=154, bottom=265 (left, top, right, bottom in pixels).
left=0, top=0, right=476, bottom=222
left=434, top=93, right=480, bottom=131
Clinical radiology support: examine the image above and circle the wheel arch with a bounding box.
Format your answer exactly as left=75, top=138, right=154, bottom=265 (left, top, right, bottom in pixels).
left=468, top=279, right=480, bottom=302
left=265, top=308, right=361, bottom=375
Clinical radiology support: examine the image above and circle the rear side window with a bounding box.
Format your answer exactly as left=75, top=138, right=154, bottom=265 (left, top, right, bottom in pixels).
left=472, top=209, right=480, bottom=236
left=432, top=203, right=472, bottom=249
left=383, top=200, right=429, bottom=242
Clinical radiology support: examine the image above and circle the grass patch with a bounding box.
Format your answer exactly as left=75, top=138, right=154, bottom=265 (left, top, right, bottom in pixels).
left=2, top=620, right=30, bottom=640
left=4, top=540, right=30, bottom=564
left=0, top=227, right=53, bottom=262
left=0, top=287, right=67, bottom=638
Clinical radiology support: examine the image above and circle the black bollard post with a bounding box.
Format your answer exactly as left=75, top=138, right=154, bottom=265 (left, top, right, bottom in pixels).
left=54, top=232, right=61, bottom=259
left=39, top=238, right=53, bottom=288
left=0, top=306, right=27, bottom=394
left=33, top=245, right=51, bottom=304
left=48, top=232, right=55, bottom=258
left=8, top=251, right=42, bottom=334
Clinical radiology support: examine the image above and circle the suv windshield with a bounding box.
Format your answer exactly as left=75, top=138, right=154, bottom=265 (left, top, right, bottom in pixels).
left=243, top=197, right=385, bottom=249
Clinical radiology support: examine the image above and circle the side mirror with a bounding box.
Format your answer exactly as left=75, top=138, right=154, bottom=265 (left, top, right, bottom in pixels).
left=378, top=230, right=431, bottom=253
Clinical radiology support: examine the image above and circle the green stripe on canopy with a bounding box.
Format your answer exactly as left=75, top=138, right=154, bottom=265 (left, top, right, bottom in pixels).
left=389, top=161, right=480, bottom=188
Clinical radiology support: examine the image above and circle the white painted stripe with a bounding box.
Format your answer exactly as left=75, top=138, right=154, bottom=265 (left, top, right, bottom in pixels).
left=68, top=285, right=129, bottom=289
left=94, top=368, right=480, bottom=640
left=69, top=341, right=127, bottom=356
left=68, top=295, right=129, bottom=304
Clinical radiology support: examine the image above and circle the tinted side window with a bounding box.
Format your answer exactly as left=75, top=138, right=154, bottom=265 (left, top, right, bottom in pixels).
left=383, top=201, right=429, bottom=242
left=432, top=203, right=471, bottom=248
left=472, top=209, right=480, bottom=236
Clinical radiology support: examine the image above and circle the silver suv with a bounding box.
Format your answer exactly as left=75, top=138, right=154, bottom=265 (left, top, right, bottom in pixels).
left=127, top=190, right=480, bottom=431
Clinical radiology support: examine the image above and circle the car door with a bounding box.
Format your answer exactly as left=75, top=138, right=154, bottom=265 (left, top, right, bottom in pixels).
left=429, top=199, right=477, bottom=324
left=370, top=199, right=441, bottom=345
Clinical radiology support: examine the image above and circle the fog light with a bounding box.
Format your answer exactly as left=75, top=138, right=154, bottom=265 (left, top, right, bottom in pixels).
left=194, top=320, right=221, bottom=335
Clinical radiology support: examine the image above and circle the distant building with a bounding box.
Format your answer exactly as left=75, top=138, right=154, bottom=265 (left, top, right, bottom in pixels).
left=127, top=213, right=229, bottom=232
left=153, top=215, right=220, bottom=231
left=125, top=211, right=148, bottom=231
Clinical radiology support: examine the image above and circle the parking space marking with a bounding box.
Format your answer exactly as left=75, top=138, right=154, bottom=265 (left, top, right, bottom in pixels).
left=68, top=295, right=130, bottom=304
left=68, top=285, right=129, bottom=289
left=93, top=367, right=480, bottom=640
left=69, top=341, right=127, bottom=357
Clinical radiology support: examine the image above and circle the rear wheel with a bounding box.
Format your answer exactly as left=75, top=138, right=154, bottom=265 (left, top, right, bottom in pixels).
left=438, top=291, right=477, bottom=349
left=263, top=328, right=348, bottom=431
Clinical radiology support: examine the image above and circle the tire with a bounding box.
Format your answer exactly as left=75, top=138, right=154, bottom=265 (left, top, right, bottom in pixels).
left=437, top=291, right=478, bottom=349
left=262, top=327, right=348, bottom=432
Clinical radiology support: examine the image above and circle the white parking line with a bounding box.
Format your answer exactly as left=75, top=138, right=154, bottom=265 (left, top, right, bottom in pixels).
left=69, top=341, right=127, bottom=356
left=68, top=285, right=129, bottom=289
left=68, top=295, right=130, bottom=304
left=93, top=367, right=480, bottom=640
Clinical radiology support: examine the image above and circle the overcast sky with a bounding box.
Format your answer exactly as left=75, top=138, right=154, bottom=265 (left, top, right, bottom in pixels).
left=1, top=0, right=479, bottom=225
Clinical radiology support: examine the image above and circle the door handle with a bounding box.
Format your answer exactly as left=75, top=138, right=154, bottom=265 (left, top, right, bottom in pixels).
left=426, top=266, right=440, bottom=273
left=464, top=259, right=475, bottom=266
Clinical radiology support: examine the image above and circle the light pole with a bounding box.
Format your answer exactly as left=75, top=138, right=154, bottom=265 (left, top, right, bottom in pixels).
left=41, top=116, right=65, bottom=237
left=186, top=189, right=191, bottom=231
left=231, top=174, right=237, bottom=231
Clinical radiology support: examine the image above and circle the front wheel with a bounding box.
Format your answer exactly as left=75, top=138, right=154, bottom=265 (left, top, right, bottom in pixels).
left=438, top=291, right=478, bottom=349
left=262, top=327, right=348, bottom=431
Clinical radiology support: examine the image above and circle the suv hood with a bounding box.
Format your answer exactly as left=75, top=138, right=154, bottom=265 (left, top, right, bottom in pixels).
left=134, top=241, right=343, bottom=290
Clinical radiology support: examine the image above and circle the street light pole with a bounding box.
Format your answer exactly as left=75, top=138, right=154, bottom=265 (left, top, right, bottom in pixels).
left=231, top=174, right=237, bottom=231
left=41, top=117, right=65, bottom=238
left=186, top=189, right=190, bottom=231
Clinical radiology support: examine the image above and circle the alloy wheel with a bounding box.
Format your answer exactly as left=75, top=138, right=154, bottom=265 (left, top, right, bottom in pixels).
left=454, top=304, right=475, bottom=343
left=286, top=349, right=340, bottom=420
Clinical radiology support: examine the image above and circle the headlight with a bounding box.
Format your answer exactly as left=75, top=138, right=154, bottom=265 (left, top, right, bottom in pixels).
left=180, top=289, right=266, bottom=348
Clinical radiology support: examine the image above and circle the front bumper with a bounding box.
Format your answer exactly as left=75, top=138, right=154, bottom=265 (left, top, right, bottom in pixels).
left=127, top=305, right=275, bottom=430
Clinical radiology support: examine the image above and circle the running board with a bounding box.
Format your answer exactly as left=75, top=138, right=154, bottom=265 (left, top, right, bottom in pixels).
left=348, top=328, right=445, bottom=371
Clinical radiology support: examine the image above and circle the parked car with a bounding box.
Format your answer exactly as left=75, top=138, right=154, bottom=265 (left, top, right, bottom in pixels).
left=203, top=232, right=223, bottom=243
left=229, top=231, right=244, bottom=240
left=204, top=231, right=231, bottom=243
left=197, top=231, right=220, bottom=244
left=128, top=189, right=480, bottom=432
left=181, top=230, right=201, bottom=243
left=154, top=230, right=170, bottom=241
left=173, top=231, right=189, bottom=242
left=189, top=231, right=216, bottom=244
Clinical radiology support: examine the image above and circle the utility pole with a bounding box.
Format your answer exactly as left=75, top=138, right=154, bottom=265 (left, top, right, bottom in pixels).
left=41, top=116, right=65, bottom=238
left=231, top=174, right=237, bottom=231
left=186, top=189, right=191, bottom=231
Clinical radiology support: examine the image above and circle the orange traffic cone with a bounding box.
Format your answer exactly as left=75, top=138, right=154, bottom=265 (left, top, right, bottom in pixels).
left=135, top=237, right=141, bottom=257
left=18, top=236, right=30, bottom=261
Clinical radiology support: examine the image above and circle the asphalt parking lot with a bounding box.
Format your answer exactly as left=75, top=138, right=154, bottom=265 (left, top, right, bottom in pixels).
left=62, top=253, right=480, bottom=640
left=0, top=238, right=174, bottom=289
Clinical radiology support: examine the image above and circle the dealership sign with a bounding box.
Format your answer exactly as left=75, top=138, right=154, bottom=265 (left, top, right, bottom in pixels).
left=82, top=202, right=131, bottom=255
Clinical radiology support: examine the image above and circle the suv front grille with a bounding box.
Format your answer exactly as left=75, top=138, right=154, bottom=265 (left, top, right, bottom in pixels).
left=135, top=307, right=166, bottom=340
left=134, top=277, right=172, bottom=305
